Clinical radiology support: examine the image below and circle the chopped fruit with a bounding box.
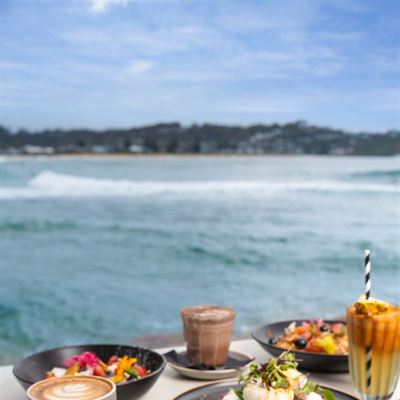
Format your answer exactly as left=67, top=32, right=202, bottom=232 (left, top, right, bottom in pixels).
left=317, top=335, right=337, bottom=354
left=107, top=355, right=118, bottom=365
left=272, top=320, right=348, bottom=355
left=294, top=337, right=307, bottom=349
left=46, top=352, right=149, bottom=385
left=93, top=365, right=106, bottom=377
left=133, top=365, right=148, bottom=377
left=65, top=363, right=80, bottom=375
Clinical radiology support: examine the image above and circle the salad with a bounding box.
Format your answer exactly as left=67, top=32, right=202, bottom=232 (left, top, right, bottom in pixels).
left=45, top=351, right=149, bottom=384
left=269, top=320, right=348, bottom=355
left=222, top=352, right=336, bottom=400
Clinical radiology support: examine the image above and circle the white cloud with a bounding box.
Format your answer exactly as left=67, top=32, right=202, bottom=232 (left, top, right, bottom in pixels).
left=221, top=90, right=334, bottom=116
left=127, top=60, right=155, bottom=74
left=91, top=0, right=128, bottom=14
left=225, top=104, right=302, bottom=114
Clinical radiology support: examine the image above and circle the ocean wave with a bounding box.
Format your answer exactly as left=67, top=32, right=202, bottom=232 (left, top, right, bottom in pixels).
left=350, top=169, right=399, bottom=181
left=0, top=220, right=79, bottom=232
left=0, top=170, right=398, bottom=200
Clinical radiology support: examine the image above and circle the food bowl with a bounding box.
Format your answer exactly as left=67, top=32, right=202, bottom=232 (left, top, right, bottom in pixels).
left=13, top=344, right=166, bottom=400
left=252, top=320, right=348, bottom=372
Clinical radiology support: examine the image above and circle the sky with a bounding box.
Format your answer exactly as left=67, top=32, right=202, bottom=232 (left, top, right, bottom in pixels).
left=0, top=0, right=399, bottom=132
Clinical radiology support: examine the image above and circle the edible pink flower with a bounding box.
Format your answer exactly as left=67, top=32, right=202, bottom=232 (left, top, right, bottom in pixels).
left=64, top=352, right=100, bottom=368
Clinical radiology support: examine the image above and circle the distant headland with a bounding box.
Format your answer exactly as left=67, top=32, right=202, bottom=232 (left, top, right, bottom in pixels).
left=0, top=122, right=399, bottom=156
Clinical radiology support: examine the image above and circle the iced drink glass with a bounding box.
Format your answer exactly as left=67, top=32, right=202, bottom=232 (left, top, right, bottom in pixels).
left=347, top=297, right=400, bottom=400
left=181, top=305, right=235, bottom=367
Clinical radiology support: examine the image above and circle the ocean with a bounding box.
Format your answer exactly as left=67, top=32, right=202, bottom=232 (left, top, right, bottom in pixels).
left=0, top=155, right=399, bottom=365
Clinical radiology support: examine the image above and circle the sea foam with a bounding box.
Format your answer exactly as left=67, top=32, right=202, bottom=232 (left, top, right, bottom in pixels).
left=0, top=170, right=398, bottom=200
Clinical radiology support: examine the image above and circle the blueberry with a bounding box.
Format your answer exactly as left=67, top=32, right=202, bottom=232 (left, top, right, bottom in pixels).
left=268, top=336, right=278, bottom=345
left=294, top=337, right=307, bottom=349
left=319, top=324, right=330, bottom=332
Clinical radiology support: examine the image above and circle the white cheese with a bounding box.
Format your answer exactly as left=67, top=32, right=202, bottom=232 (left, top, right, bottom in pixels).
left=108, top=363, right=117, bottom=373
left=306, top=393, right=323, bottom=400
left=265, top=388, right=294, bottom=400
left=284, top=322, right=296, bottom=335
left=243, top=384, right=269, bottom=400
left=284, top=368, right=307, bottom=389
left=77, top=369, right=92, bottom=376
left=50, top=368, right=67, bottom=377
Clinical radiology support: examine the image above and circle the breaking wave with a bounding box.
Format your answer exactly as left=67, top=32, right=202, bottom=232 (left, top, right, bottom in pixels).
left=0, top=171, right=398, bottom=200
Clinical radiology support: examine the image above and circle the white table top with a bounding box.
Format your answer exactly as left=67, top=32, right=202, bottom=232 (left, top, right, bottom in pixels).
left=2, top=339, right=399, bottom=399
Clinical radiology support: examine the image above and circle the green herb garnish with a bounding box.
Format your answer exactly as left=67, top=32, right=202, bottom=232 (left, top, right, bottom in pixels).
left=240, top=351, right=298, bottom=388
left=233, top=389, right=244, bottom=400
left=301, top=382, right=319, bottom=394
left=297, top=383, right=336, bottom=400
left=319, top=388, right=336, bottom=400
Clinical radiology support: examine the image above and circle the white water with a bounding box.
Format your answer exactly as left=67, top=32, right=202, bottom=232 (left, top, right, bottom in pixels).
left=0, top=170, right=398, bottom=200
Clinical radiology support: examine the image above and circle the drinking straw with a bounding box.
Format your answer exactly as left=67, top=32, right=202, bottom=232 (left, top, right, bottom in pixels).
left=365, top=249, right=371, bottom=300
left=364, top=249, right=372, bottom=388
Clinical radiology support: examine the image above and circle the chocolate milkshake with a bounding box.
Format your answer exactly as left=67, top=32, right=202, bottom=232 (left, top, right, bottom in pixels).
left=181, top=305, right=236, bottom=367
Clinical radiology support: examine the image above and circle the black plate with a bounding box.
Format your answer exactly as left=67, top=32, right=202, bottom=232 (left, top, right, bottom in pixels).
left=164, top=350, right=253, bottom=370
left=252, top=320, right=348, bottom=372
left=174, top=381, right=357, bottom=400
left=13, top=344, right=166, bottom=400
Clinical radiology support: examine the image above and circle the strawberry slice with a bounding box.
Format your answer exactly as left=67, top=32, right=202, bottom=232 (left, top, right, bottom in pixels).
left=94, top=365, right=106, bottom=377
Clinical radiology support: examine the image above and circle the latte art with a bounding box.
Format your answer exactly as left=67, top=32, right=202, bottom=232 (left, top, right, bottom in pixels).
left=42, top=381, right=109, bottom=399
left=28, top=377, right=114, bottom=400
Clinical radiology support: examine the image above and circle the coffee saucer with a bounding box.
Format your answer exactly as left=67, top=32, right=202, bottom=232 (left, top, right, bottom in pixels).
left=164, top=350, right=254, bottom=380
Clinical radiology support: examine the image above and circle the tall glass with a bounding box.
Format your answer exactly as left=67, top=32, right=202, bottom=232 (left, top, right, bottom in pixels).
left=181, top=305, right=235, bottom=367
left=347, top=299, right=400, bottom=400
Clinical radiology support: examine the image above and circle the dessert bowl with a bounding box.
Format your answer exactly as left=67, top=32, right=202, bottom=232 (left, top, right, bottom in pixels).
left=252, top=319, right=349, bottom=372
left=13, top=344, right=166, bottom=400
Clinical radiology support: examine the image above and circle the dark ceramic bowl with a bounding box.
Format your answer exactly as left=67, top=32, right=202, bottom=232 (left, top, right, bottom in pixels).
left=13, top=344, right=166, bottom=400
left=252, top=320, right=348, bottom=372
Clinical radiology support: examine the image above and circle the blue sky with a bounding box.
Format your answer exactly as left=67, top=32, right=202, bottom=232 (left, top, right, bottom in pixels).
left=0, top=0, right=399, bottom=132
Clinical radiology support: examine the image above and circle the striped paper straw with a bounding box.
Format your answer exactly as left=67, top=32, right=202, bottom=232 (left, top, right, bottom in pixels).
left=364, top=249, right=372, bottom=388
left=365, top=249, right=371, bottom=300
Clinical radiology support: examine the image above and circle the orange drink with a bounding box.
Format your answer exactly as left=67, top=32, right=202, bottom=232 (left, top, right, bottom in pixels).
left=347, top=297, right=400, bottom=400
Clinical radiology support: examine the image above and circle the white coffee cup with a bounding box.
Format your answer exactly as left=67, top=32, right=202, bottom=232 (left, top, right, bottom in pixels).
left=27, top=375, right=117, bottom=400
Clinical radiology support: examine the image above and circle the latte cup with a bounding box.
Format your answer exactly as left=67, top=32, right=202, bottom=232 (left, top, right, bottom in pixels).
left=27, top=375, right=116, bottom=400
